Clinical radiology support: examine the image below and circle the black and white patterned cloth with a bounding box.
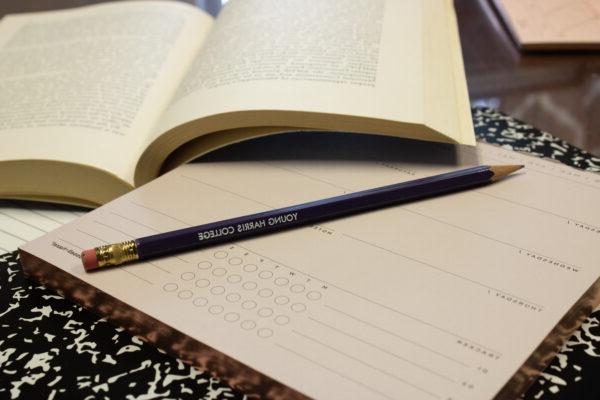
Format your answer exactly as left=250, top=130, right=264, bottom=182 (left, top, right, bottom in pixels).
left=1, top=108, right=599, bottom=399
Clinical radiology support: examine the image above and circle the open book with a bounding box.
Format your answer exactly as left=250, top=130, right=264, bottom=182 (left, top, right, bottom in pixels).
left=0, top=0, right=474, bottom=207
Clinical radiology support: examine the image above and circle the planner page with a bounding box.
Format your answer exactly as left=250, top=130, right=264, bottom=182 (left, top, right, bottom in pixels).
left=21, top=135, right=600, bottom=400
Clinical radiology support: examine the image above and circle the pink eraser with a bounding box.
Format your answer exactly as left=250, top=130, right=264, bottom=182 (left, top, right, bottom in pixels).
left=81, top=249, right=99, bottom=271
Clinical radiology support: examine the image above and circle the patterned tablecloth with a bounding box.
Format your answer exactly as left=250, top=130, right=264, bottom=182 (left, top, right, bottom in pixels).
left=1, top=108, right=599, bottom=400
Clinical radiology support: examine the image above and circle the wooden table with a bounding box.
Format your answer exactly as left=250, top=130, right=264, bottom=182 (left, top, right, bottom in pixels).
left=1, top=0, right=599, bottom=156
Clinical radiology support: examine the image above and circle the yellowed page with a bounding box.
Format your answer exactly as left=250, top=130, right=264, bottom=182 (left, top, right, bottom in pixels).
left=0, top=1, right=213, bottom=185
left=151, top=0, right=473, bottom=147
left=22, top=138, right=600, bottom=400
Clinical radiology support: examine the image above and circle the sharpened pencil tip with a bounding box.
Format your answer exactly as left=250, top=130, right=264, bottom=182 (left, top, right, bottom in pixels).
left=490, top=165, right=524, bottom=181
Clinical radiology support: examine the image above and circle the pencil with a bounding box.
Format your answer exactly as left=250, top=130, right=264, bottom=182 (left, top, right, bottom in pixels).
left=81, top=164, right=523, bottom=271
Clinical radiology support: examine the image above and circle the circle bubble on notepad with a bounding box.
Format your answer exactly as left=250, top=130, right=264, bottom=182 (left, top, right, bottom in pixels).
left=258, top=270, right=273, bottom=279
left=228, top=257, right=243, bottom=265
left=243, top=264, right=258, bottom=273
left=163, top=283, right=178, bottom=292
left=197, top=261, right=212, bottom=270
left=193, top=297, right=208, bottom=307
left=240, top=320, right=256, bottom=330
left=257, top=328, right=273, bottom=338
left=195, top=279, right=210, bottom=288
left=226, top=293, right=241, bottom=302
left=210, top=286, right=225, bottom=295
left=214, top=251, right=228, bottom=259
left=224, top=312, right=240, bottom=322
left=209, top=305, right=224, bottom=315
left=274, top=277, right=289, bottom=286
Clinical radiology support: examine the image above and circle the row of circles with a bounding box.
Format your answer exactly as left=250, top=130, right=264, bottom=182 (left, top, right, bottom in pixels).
left=193, top=263, right=323, bottom=301
left=164, top=283, right=308, bottom=313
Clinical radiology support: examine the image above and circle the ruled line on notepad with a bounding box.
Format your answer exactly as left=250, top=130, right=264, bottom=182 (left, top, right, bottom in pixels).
left=179, top=174, right=274, bottom=209
left=234, top=243, right=500, bottom=356
left=24, top=208, right=67, bottom=225
left=94, top=220, right=135, bottom=238
left=517, top=163, right=600, bottom=191
left=147, top=261, right=172, bottom=274
left=0, top=200, right=83, bottom=251
left=10, top=200, right=77, bottom=224
left=0, top=228, right=28, bottom=243
left=333, top=279, right=501, bottom=355
left=292, top=329, right=441, bottom=399
left=474, top=190, right=600, bottom=233
left=76, top=229, right=109, bottom=244
left=262, top=162, right=353, bottom=192
left=120, top=267, right=153, bottom=285
left=11, top=199, right=86, bottom=220
left=402, top=205, right=581, bottom=273
left=342, top=233, right=543, bottom=310
left=56, top=238, right=83, bottom=250
left=275, top=343, right=396, bottom=400
left=323, top=304, right=469, bottom=367
left=129, top=200, right=192, bottom=227
left=45, top=202, right=87, bottom=218
left=0, top=210, right=48, bottom=233
left=308, top=316, right=456, bottom=382
left=110, top=211, right=160, bottom=232
left=459, top=146, right=600, bottom=190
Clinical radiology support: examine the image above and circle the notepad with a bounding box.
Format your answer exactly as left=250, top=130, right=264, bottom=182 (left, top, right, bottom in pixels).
left=19, top=135, right=600, bottom=400
left=0, top=200, right=83, bottom=253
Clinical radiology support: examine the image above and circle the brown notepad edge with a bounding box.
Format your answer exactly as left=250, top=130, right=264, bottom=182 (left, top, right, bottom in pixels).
left=19, top=249, right=600, bottom=400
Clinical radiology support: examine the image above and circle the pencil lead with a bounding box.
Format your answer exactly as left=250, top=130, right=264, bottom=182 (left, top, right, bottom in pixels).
left=490, top=165, right=524, bottom=181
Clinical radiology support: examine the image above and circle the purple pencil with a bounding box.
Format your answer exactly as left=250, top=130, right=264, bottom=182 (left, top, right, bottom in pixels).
left=81, top=164, right=522, bottom=271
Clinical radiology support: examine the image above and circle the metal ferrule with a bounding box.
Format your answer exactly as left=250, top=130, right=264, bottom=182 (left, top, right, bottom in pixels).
left=95, top=240, right=139, bottom=268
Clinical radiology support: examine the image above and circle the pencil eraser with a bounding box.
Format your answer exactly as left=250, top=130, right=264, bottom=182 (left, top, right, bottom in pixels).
left=81, top=249, right=98, bottom=271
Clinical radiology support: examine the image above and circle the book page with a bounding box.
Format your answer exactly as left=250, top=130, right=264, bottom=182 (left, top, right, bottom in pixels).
left=21, top=136, right=600, bottom=400
left=148, top=0, right=473, bottom=150
left=0, top=1, right=213, bottom=184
